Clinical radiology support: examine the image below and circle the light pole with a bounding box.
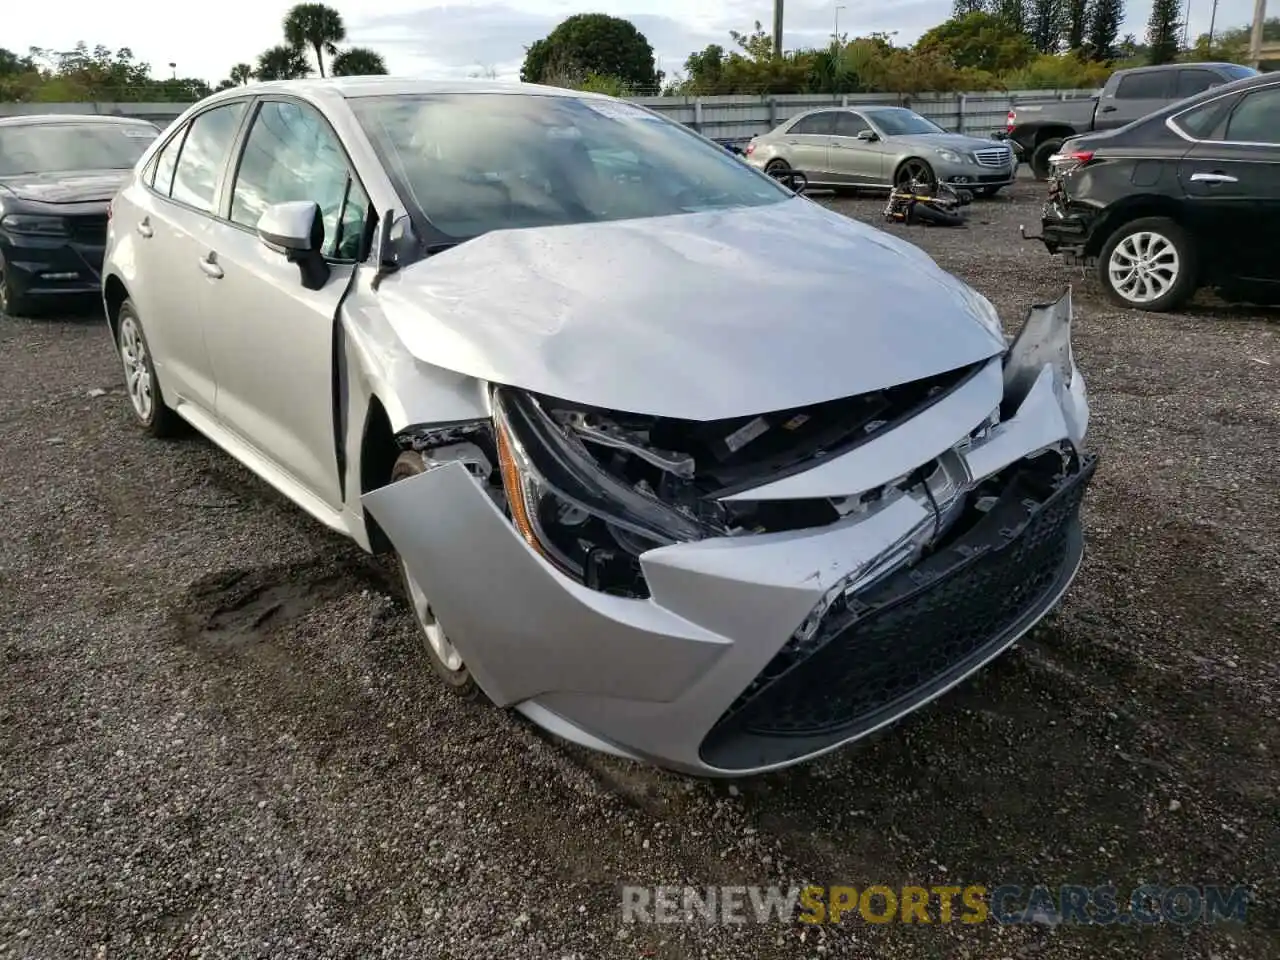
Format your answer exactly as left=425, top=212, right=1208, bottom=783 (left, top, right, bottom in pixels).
left=1249, top=0, right=1268, bottom=67
left=1208, top=0, right=1220, bottom=54
left=834, top=4, right=846, bottom=43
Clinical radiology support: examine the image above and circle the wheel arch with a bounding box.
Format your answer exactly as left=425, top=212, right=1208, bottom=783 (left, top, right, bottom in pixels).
left=358, top=393, right=400, bottom=555
left=103, top=274, right=130, bottom=346
left=1086, top=196, right=1191, bottom=259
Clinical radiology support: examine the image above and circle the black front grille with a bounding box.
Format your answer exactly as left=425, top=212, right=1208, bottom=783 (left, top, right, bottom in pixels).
left=700, top=453, right=1096, bottom=771
left=66, top=214, right=108, bottom=246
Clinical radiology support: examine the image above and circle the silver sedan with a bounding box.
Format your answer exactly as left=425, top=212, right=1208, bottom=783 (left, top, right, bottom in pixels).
left=746, top=105, right=1017, bottom=195
left=102, top=78, right=1091, bottom=776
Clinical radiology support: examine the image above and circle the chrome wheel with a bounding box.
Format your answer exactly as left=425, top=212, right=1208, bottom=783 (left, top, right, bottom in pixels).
left=400, top=559, right=464, bottom=673
left=118, top=315, right=154, bottom=422
left=1108, top=231, right=1179, bottom=304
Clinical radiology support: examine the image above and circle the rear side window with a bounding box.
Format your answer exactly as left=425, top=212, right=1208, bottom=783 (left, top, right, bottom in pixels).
left=1175, top=69, right=1223, bottom=98
left=1116, top=72, right=1172, bottom=99
left=1225, top=86, right=1280, bottom=143
left=790, top=112, right=836, bottom=135
left=149, top=129, right=187, bottom=196
left=1174, top=98, right=1234, bottom=139
left=170, top=102, right=247, bottom=214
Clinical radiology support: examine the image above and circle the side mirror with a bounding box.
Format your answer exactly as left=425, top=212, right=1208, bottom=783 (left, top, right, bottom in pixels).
left=857, top=129, right=879, bottom=142
left=257, top=200, right=330, bottom=291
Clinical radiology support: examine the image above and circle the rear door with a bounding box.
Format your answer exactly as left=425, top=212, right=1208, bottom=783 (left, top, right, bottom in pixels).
left=1099, top=71, right=1174, bottom=130
left=829, top=111, right=886, bottom=185
left=781, top=112, right=835, bottom=180
left=124, top=100, right=250, bottom=413
left=1177, top=84, right=1280, bottom=285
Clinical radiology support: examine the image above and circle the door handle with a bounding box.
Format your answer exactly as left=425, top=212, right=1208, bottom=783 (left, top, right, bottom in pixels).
left=198, top=253, right=224, bottom=279
left=136, top=217, right=153, bottom=238
left=1100, top=104, right=1117, bottom=113
left=1190, top=172, right=1238, bottom=184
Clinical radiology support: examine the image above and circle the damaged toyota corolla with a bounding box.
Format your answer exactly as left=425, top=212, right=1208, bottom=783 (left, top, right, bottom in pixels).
left=103, top=78, right=1094, bottom=776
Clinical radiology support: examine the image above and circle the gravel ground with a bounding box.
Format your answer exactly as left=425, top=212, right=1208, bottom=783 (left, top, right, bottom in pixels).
left=1, top=178, right=1277, bottom=960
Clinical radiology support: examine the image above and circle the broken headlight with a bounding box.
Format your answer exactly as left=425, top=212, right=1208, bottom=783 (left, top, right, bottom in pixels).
left=491, top=388, right=717, bottom=596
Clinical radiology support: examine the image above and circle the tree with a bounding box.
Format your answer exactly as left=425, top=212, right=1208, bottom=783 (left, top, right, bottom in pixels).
left=1027, top=0, right=1061, bottom=53
left=953, top=0, right=989, bottom=14
left=1086, top=0, right=1124, bottom=61
left=916, top=12, right=1036, bottom=73
left=1062, top=0, right=1089, bottom=50
left=1146, top=0, right=1182, bottom=64
left=283, top=3, right=346, bottom=78
left=331, top=47, right=388, bottom=76
left=520, top=13, right=658, bottom=90
left=991, top=0, right=1028, bottom=33
left=256, top=44, right=311, bottom=81
left=0, top=48, right=37, bottom=76
left=230, top=63, right=255, bottom=85
left=682, top=44, right=726, bottom=93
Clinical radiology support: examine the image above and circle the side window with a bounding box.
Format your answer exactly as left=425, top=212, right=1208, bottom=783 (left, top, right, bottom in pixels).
left=170, top=102, right=247, bottom=213
left=1176, top=69, right=1222, bottom=98
left=149, top=127, right=187, bottom=196
left=1225, top=87, right=1280, bottom=144
left=790, top=113, right=835, bottom=135
left=230, top=100, right=362, bottom=258
left=1116, top=72, right=1171, bottom=99
left=1174, top=98, right=1234, bottom=139
left=836, top=112, right=871, bottom=137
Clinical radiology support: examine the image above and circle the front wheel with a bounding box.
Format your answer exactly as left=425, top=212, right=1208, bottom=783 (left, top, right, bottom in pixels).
left=0, top=254, right=31, bottom=319
left=1097, top=217, right=1198, bottom=313
left=895, top=158, right=936, bottom=191
left=389, top=451, right=479, bottom=698
left=117, top=300, right=183, bottom=438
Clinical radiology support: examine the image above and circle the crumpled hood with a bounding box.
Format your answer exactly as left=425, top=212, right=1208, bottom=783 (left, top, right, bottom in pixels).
left=377, top=197, right=1006, bottom=421
left=0, top=170, right=128, bottom=204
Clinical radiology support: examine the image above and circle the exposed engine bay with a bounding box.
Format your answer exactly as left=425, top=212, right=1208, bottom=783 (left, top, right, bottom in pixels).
left=396, top=361, right=992, bottom=600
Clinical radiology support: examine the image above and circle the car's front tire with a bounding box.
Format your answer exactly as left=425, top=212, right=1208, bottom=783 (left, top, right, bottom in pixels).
left=0, top=254, right=32, bottom=319
left=389, top=450, right=479, bottom=699
left=1097, top=217, right=1197, bottom=313
left=116, top=299, right=183, bottom=438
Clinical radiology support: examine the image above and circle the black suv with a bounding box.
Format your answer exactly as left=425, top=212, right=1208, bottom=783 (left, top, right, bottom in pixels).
left=1036, top=72, right=1280, bottom=313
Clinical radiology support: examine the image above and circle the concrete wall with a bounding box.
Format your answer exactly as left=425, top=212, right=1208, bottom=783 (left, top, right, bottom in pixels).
left=0, top=89, right=1100, bottom=141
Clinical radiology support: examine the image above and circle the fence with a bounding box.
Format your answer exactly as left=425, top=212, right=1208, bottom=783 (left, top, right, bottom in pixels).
left=0, top=88, right=1101, bottom=141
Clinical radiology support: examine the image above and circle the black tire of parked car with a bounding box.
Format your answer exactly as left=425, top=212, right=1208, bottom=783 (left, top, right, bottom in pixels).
left=1030, top=138, right=1065, bottom=181
left=116, top=299, right=184, bottom=439
left=764, top=158, right=791, bottom=178
left=388, top=450, right=480, bottom=699
left=1097, top=217, right=1199, bottom=313
left=0, top=254, right=31, bottom=319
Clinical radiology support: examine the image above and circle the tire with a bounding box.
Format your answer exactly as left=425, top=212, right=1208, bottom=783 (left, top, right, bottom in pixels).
left=1096, top=217, right=1198, bottom=313
left=764, top=158, right=790, bottom=178
left=1030, top=138, right=1065, bottom=180
left=116, top=299, right=183, bottom=438
left=910, top=202, right=965, bottom=228
left=0, top=253, right=32, bottom=319
left=894, top=158, right=936, bottom=191
left=389, top=451, right=479, bottom=699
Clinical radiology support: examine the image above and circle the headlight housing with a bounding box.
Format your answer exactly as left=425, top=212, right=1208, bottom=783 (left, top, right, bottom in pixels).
left=0, top=213, right=68, bottom=236
left=934, top=148, right=968, bottom=165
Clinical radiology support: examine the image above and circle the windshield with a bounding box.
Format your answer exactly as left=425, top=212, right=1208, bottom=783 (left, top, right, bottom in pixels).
left=350, top=93, right=791, bottom=240
left=865, top=108, right=946, bottom=136
left=0, top=122, right=159, bottom=176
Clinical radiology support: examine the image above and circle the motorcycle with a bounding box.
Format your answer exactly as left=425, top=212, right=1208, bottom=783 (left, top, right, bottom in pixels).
left=883, top=178, right=969, bottom=228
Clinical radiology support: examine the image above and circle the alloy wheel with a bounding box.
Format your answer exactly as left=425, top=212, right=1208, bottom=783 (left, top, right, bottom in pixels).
left=896, top=159, right=935, bottom=189
left=1107, top=231, right=1180, bottom=305
left=400, top=557, right=465, bottom=673
left=118, top=315, right=154, bottom=422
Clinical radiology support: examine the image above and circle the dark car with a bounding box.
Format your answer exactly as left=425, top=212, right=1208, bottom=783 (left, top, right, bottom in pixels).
left=1035, top=71, right=1280, bottom=313
left=0, top=115, right=161, bottom=317
left=1008, top=62, right=1258, bottom=179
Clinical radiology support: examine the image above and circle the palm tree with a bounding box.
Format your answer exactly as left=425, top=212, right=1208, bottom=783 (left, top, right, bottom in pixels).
left=283, top=3, right=346, bottom=78
left=230, top=62, right=254, bottom=85
left=255, top=44, right=311, bottom=81
left=330, top=47, right=388, bottom=76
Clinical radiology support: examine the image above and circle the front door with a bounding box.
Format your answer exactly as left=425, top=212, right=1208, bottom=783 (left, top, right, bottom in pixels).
left=1177, top=85, right=1280, bottom=286
left=830, top=111, right=887, bottom=185
left=200, top=97, right=373, bottom=510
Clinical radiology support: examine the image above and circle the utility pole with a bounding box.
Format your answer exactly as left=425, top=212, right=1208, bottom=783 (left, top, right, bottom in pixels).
left=1207, top=0, right=1220, bottom=54
left=1248, top=0, right=1267, bottom=67
left=834, top=4, right=846, bottom=43
left=773, top=0, right=784, bottom=58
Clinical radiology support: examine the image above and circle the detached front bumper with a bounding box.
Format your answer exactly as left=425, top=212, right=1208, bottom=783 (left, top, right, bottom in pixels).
left=364, top=293, right=1094, bottom=776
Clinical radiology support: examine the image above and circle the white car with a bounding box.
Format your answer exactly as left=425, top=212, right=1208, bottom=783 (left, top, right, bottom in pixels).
left=102, top=78, right=1094, bottom=776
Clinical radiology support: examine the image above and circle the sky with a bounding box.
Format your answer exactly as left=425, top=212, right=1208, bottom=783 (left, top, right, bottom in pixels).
left=3, top=0, right=1266, bottom=86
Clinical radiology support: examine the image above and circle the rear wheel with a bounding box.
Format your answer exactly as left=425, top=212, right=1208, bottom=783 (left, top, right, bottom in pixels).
left=1030, top=138, right=1065, bottom=180
left=389, top=451, right=478, bottom=698
left=1097, top=217, right=1197, bottom=313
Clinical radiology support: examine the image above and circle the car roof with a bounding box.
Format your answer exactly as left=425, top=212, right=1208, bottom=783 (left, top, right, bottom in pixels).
left=0, top=114, right=159, bottom=129
left=220, top=76, right=600, bottom=101
left=1121, top=60, right=1249, bottom=74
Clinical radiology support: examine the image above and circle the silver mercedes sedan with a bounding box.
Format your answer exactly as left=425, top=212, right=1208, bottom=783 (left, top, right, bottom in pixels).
left=745, top=105, right=1017, bottom=195
left=102, top=78, right=1092, bottom=776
